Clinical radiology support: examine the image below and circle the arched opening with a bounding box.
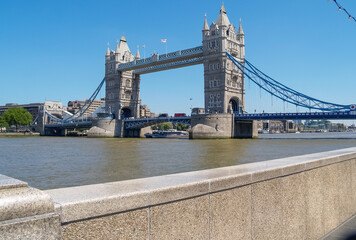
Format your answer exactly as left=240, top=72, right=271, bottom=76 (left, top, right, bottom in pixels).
left=121, top=107, right=132, bottom=119
left=229, top=98, right=240, bottom=113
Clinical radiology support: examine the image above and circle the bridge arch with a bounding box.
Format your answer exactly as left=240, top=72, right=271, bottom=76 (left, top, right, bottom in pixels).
left=121, top=107, right=132, bottom=119
left=229, top=97, right=240, bottom=113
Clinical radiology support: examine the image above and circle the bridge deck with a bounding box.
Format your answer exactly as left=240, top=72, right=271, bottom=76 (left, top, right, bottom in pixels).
left=44, top=111, right=356, bottom=130
left=117, top=46, right=203, bottom=74
left=235, top=111, right=356, bottom=120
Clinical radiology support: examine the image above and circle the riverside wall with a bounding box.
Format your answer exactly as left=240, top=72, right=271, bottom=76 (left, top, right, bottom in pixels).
left=1, top=148, right=356, bottom=239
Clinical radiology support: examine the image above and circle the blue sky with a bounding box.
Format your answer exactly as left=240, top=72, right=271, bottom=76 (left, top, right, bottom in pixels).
left=0, top=0, right=355, bottom=116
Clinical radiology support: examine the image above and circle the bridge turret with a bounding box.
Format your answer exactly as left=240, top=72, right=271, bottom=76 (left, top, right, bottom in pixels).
left=105, top=36, right=141, bottom=120
left=237, top=19, right=245, bottom=51
left=105, top=42, right=110, bottom=60
left=115, top=39, right=120, bottom=62
left=135, top=45, right=140, bottom=60
left=202, top=13, right=210, bottom=38
left=202, top=4, right=245, bottom=114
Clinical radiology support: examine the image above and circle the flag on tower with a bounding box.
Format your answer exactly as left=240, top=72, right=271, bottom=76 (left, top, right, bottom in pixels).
left=161, top=39, right=167, bottom=43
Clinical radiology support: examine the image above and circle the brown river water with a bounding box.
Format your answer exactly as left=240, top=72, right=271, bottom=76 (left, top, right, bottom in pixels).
left=1, top=132, right=356, bottom=190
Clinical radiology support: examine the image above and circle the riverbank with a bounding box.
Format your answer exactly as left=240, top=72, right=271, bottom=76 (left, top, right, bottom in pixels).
left=0, top=132, right=40, bottom=137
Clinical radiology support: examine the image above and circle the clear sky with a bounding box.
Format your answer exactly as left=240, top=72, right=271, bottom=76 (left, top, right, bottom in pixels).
left=0, top=0, right=355, bottom=116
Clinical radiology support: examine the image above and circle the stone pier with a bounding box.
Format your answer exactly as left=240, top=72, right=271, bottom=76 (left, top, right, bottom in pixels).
left=189, top=113, right=258, bottom=139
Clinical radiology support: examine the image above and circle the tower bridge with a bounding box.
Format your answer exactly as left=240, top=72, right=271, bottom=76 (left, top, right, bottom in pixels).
left=41, top=5, right=356, bottom=138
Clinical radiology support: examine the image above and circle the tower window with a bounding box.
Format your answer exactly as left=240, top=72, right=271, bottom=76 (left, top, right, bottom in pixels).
left=226, top=30, right=229, bottom=36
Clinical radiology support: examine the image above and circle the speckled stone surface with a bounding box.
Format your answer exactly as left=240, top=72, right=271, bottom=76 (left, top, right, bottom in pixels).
left=37, top=147, right=356, bottom=239
left=0, top=174, right=27, bottom=190
left=323, top=164, right=341, bottom=233
left=281, top=173, right=306, bottom=239
left=0, top=213, right=61, bottom=240
left=150, top=195, right=209, bottom=240
left=338, top=161, right=353, bottom=222
left=62, top=208, right=148, bottom=240
left=305, top=167, right=325, bottom=239
left=251, top=178, right=283, bottom=240
left=0, top=187, right=54, bottom=221
left=210, top=185, right=251, bottom=240
left=351, top=159, right=356, bottom=213
left=0, top=174, right=61, bottom=239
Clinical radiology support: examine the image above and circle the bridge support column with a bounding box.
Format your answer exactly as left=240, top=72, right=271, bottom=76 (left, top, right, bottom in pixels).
left=88, top=119, right=125, bottom=137
left=234, top=120, right=258, bottom=138
left=124, top=126, right=152, bottom=138
left=189, top=113, right=234, bottom=139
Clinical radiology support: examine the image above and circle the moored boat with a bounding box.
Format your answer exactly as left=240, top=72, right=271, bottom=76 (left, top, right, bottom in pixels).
left=144, top=130, right=188, bottom=138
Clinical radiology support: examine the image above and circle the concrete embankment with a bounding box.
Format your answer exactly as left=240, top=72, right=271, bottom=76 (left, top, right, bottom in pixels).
left=1, top=148, right=356, bottom=239
left=0, top=132, right=40, bottom=137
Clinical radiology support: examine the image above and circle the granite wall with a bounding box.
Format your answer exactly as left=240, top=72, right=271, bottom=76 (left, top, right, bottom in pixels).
left=2, top=148, right=356, bottom=239
left=45, top=147, right=356, bottom=239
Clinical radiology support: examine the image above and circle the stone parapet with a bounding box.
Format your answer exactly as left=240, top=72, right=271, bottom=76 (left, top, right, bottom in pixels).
left=0, top=174, right=61, bottom=239
left=43, top=147, right=356, bottom=239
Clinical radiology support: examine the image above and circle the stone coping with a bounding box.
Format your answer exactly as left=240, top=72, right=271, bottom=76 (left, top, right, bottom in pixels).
left=0, top=174, right=28, bottom=190
left=0, top=174, right=55, bottom=222
left=45, top=147, right=356, bottom=223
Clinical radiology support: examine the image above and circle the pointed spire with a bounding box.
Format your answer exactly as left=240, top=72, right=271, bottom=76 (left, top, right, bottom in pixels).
left=238, top=18, right=244, bottom=35
left=216, top=3, right=230, bottom=26
left=221, top=2, right=226, bottom=14
left=115, top=40, right=120, bottom=54
left=203, top=13, right=209, bottom=30
left=135, top=45, right=140, bottom=59
left=106, top=42, right=110, bottom=56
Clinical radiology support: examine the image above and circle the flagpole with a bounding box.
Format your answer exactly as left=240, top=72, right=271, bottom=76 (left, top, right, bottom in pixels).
left=166, top=41, right=167, bottom=56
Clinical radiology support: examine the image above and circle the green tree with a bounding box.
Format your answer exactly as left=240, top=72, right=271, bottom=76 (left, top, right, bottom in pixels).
left=0, top=116, right=9, bottom=131
left=3, top=107, right=32, bottom=131
left=155, top=122, right=173, bottom=130
left=176, top=123, right=188, bottom=131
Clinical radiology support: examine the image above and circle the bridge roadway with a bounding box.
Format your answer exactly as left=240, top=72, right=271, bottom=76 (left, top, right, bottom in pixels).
left=44, top=111, right=356, bottom=130
left=117, top=46, right=203, bottom=74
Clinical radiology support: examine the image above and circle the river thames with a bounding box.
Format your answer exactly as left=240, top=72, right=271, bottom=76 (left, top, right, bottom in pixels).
left=1, top=132, right=356, bottom=190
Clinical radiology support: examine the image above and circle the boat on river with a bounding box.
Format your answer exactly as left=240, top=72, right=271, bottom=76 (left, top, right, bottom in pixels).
left=144, top=130, right=189, bottom=139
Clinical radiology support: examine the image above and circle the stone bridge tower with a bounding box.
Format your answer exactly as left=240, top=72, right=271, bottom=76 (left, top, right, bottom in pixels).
left=105, top=36, right=141, bottom=119
left=202, top=5, right=245, bottom=114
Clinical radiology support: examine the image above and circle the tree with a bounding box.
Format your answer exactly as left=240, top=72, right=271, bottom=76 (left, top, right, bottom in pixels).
left=3, top=107, right=32, bottom=131
left=152, top=122, right=173, bottom=130
left=176, top=123, right=188, bottom=131
left=0, top=116, right=9, bottom=131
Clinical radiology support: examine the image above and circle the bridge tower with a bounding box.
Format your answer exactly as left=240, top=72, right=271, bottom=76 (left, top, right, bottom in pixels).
left=105, top=36, right=141, bottom=119
left=202, top=5, right=245, bottom=114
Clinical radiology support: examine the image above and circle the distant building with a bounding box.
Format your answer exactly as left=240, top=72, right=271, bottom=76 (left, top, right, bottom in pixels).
left=261, top=120, right=296, bottom=133
left=192, top=108, right=205, bottom=115
left=140, top=105, right=152, bottom=118
left=67, top=98, right=105, bottom=117
left=0, top=103, right=43, bottom=120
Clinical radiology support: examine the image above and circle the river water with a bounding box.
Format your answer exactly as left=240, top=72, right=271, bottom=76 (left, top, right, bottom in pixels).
left=1, top=132, right=356, bottom=190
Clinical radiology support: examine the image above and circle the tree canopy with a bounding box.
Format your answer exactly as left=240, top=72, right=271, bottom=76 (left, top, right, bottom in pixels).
left=2, top=107, right=32, bottom=130
left=152, top=122, right=173, bottom=130
left=0, top=116, right=9, bottom=129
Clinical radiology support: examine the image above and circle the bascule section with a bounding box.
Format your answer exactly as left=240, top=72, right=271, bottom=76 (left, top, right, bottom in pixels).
left=202, top=5, right=245, bottom=114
